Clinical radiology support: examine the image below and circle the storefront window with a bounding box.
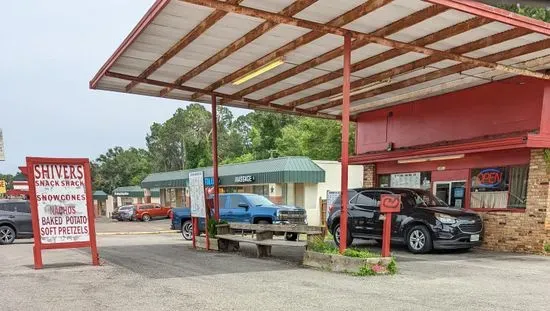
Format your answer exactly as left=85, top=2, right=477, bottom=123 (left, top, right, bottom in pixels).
left=253, top=185, right=269, bottom=197
left=470, top=166, right=528, bottom=209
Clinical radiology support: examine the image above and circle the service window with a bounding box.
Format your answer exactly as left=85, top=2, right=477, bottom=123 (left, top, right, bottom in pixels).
left=470, top=165, right=528, bottom=209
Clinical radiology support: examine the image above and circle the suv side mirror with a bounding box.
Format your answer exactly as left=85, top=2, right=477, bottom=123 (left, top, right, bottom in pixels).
left=238, top=203, right=249, bottom=209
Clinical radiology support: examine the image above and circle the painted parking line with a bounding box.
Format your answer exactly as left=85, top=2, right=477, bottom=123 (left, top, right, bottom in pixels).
left=97, top=230, right=180, bottom=236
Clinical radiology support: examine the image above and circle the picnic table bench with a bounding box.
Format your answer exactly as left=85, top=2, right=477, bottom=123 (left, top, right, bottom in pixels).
left=216, top=223, right=323, bottom=258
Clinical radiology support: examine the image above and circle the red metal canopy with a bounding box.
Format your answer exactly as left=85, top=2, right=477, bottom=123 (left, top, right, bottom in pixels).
left=91, top=0, right=550, bottom=119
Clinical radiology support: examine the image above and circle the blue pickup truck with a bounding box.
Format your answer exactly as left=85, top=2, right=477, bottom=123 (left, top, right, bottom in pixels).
left=171, top=193, right=307, bottom=241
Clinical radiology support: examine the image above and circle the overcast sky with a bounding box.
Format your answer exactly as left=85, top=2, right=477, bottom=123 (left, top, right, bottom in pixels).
left=0, top=0, right=249, bottom=175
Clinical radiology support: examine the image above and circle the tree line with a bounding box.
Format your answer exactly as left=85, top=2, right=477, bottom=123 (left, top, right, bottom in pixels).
left=92, top=104, right=355, bottom=194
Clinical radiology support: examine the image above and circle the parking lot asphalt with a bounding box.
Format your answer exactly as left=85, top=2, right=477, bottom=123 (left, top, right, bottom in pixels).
left=1, top=234, right=549, bottom=311
left=95, top=217, right=174, bottom=234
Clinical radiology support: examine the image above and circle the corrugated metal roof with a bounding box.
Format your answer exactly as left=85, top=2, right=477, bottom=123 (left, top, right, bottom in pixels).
left=141, top=156, right=325, bottom=189
left=91, top=0, right=550, bottom=119
left=112, top=186, right=161, bottom=197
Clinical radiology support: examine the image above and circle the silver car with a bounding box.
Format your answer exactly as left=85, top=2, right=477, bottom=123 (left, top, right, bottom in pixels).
left=112, top=205, right=136, bottom=221
left=0, top=200, right=33, bottom=245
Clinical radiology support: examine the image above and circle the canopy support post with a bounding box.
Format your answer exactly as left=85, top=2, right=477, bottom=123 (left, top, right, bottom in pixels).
left=339, top=33, right=351, bottom=254
left=212, top=95, right=220, bottom=221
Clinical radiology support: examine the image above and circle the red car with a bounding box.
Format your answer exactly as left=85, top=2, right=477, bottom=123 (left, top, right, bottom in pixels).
left=135, top=203, right=172, bottom=222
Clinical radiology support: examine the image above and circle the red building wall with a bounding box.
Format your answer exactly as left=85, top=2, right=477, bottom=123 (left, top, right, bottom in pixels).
left=356, top=77, right=546, bottom=154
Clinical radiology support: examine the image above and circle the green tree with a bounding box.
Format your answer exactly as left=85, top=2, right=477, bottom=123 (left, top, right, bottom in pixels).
left=275, top=117, right=356, bottom=160
left=247, top=112, right=296, bottom=159
left=0, top=173, right=15, bottom=191
left=500, top=3, right=550, bottom=22
left=147, top=104, right=213, bottom=171
left=91, top=147, right=151, bottom=193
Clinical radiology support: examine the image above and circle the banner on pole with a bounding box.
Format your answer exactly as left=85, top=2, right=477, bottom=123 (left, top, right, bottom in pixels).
left=189, top=171, right=206, bottom=218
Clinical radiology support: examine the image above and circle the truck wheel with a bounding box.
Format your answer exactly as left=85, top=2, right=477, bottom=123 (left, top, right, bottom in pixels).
left=332, top=223, right=352, bottom=247
left=181, top=220, right=193, bottom=240
left=406, top=225, right=432, bottom=254
left=0, top=225, right=16, bottom=245
left=285, top=233, right=298, bottom=241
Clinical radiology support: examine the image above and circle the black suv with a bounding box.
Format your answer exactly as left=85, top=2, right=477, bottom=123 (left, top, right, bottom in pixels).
left=327, top=188, right=483, bottom=253
left=0, top=200, right=33, bottom=245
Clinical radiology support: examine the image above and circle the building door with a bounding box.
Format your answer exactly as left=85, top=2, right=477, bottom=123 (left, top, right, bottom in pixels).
left=433, top=181, right=466, bottom=208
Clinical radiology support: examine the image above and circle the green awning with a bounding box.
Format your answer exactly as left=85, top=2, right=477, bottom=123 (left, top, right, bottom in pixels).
left=92, top=190, right=108, bottom=200
left=141, top=157, right=325, bottom=189
left=113, top=186, right=160, bottom=198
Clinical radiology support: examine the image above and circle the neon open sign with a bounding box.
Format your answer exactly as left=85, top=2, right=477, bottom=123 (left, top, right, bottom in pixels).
left=476, top=168, right=503, bottom=188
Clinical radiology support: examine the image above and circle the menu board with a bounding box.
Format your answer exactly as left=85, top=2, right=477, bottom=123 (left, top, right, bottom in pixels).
left=390, top=172, right=421, bottom=189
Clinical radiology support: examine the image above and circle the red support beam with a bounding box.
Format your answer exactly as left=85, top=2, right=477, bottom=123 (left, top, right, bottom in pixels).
left=211, top=95, right=220, bottom=221
left=425, top=0, right=550, bottom=36
left=339, top=34, right=352, bottom=254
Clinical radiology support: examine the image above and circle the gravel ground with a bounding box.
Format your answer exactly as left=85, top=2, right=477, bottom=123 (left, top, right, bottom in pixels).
left=1, top=234, right=549, bottom=311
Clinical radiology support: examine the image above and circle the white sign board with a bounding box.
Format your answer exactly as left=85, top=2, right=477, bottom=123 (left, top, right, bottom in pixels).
left=34, top=164, right=90, bottom=244
left=189, top=171, right=206, bottom=218
left=0, top=129, right=4, bottom=161
left=390, top=172, right=421, bottom=189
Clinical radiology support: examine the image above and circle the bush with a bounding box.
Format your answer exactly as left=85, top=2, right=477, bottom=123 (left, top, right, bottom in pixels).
left=356, top=265, right=376, bottom=276
left=387, top=258, right=398, bottom=275
left=343, top=248, right=378, bottom=259
left=544, top=243, right=550, bottom=253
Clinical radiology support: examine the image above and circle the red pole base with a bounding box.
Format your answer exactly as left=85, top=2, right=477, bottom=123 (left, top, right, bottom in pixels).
left=33, top=245, right=43, bottom=270
left=381, top=212, right=392, bottom=257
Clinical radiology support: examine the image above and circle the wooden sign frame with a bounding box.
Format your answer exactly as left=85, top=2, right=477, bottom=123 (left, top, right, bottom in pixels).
left=26, top=157, right=99, bottom=269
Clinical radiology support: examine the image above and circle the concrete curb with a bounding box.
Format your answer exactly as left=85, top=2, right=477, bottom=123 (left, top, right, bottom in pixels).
left=97, top=230, right=180, bottom=236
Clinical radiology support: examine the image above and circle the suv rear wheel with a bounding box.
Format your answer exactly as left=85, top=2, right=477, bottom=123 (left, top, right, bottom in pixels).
left=332, top=223, right=352, bottom=247
left=406, top=225, right=432, bottom=254
left=0, top=225, right=16, bottom=245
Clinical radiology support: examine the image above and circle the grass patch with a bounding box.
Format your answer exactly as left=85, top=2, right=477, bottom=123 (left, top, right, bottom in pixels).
left=309, top=241, right=380, bottom=258
left=387, top=257, right=398, bottom=275
left=308, top=239, right=339, bottom=254
left=544, top=243, right=550, bottom=253
left=343, top=248, right=379, bottom=258
left=356, top=265, right=376, bottom=276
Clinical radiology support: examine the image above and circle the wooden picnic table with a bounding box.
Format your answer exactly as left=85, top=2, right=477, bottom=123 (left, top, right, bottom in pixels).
left=216, top=223, right=323, bottom=258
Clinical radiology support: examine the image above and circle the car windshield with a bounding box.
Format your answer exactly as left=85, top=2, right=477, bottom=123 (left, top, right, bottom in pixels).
left=119, top=206, right=133, bottom=211
left=245, top=195, right=275, bottom=206
left=407, top=189, right=448, bottom=208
